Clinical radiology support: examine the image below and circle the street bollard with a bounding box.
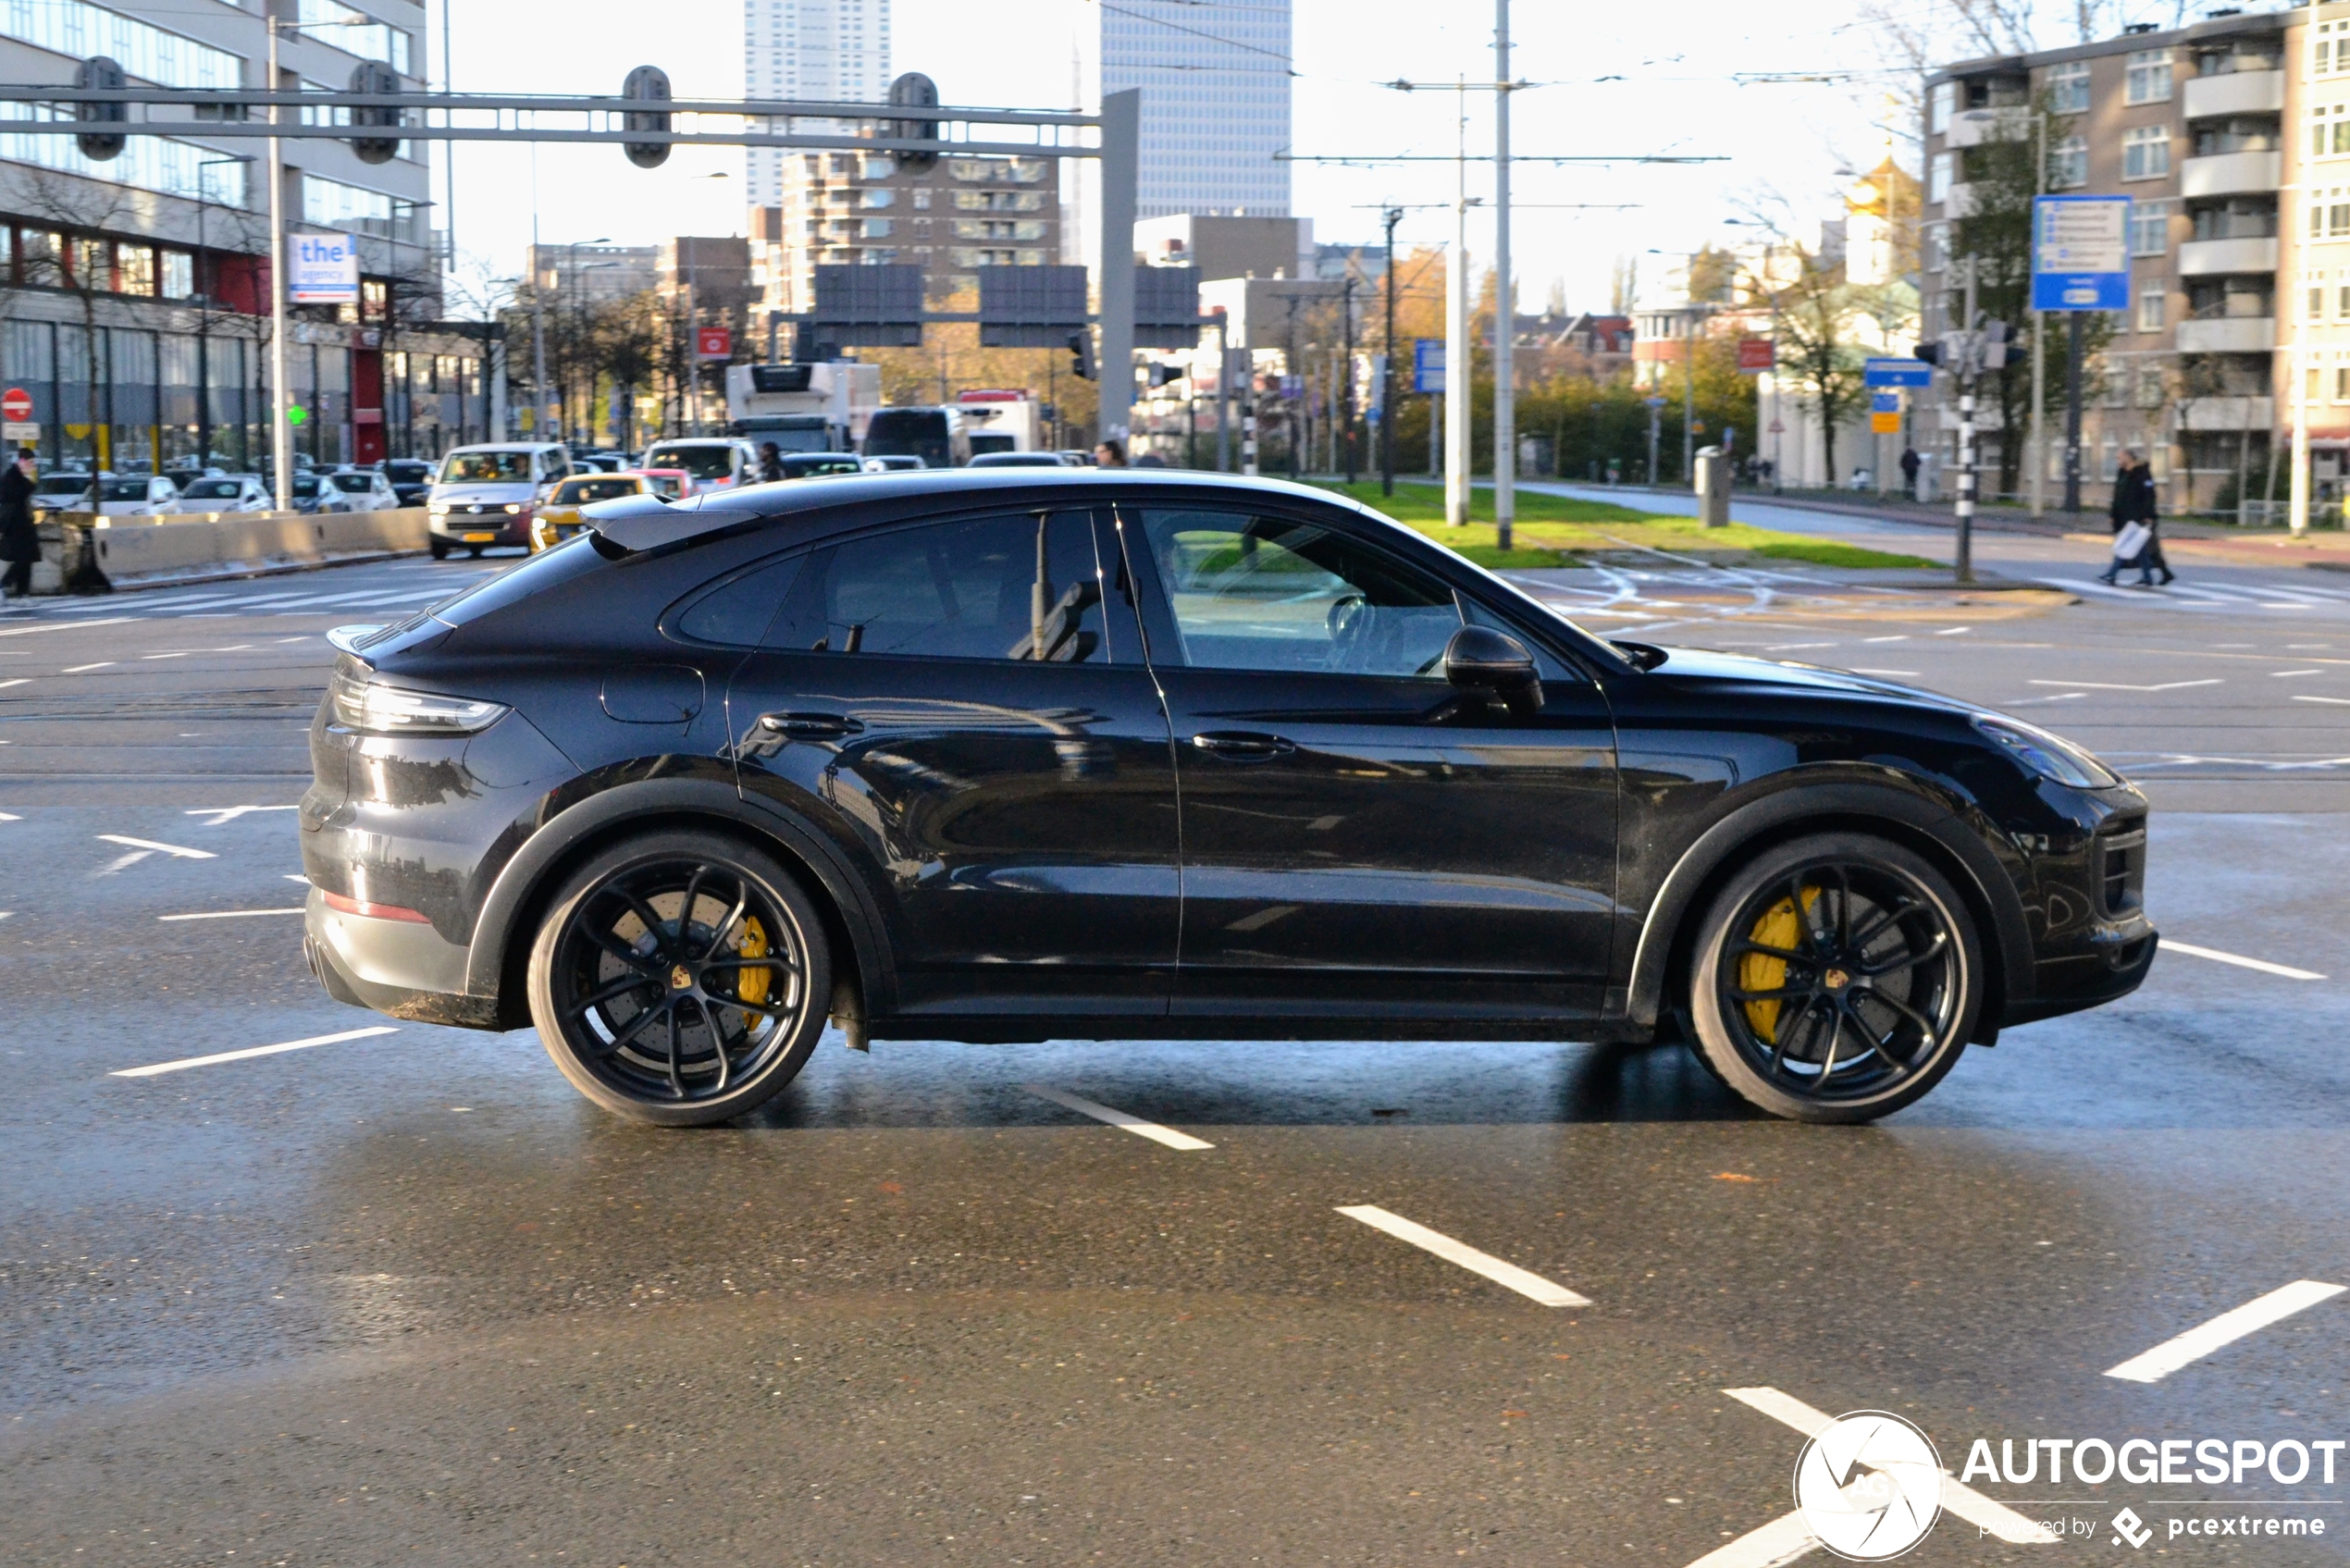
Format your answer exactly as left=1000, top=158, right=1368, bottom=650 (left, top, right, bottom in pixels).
left=1694, top=445, right=1731, bottom=528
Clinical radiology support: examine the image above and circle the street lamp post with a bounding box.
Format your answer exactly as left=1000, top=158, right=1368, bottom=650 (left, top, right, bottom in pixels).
left=1491, top=0, right=1514, bottom=550
left=266, top=18, right=291, bottom=512
left=192, top=153, right=253, bottom=472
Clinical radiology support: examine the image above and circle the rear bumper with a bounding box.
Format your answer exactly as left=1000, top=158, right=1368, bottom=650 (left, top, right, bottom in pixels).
left=303, top=887, right=504, bottom=1030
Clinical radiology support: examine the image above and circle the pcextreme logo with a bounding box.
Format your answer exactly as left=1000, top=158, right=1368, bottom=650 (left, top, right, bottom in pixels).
left=1793, top=1411, right=1945, bottom=1561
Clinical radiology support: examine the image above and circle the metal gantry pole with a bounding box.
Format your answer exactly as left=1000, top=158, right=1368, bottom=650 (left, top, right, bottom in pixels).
left=1381, top=204, right=1400, bottom=497
left=2029, top=109, right=2047, bottom=520
left=1096, top=88, right=1140, bottom=445
left=266, top=18, right=291, bottom=514
left=1491, top=0, right=1514, bottom=550
left=1444, top=76, right=1470, bottom=526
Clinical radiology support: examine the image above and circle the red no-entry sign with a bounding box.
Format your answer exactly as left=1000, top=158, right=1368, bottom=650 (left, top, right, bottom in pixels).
left=2, top=388, right=33, bottom=422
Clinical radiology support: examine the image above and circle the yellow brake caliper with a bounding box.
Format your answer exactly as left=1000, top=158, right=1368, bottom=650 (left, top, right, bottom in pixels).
left=736, top=917, right=771, bottom=1006
left=1738, top=886, right=1821, bottom=1044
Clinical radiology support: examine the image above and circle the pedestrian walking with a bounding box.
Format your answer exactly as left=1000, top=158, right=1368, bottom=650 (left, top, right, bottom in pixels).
left=1093, top=438, right=1127, bottom=468
left=2100, top=449, right=2171, bottom=586
left=756, top=441, right=785, bottom=483
left=0, top=449, right=38, bottom=600
left=1899, top=445, right=1922, bottom=500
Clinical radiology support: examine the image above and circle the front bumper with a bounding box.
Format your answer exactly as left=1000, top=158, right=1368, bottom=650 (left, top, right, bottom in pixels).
left=429, top=511, right=530, bottom=547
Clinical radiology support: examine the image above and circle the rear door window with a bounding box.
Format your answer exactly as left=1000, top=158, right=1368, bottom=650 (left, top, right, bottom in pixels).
left=778, top=512, right=1111, bottom=662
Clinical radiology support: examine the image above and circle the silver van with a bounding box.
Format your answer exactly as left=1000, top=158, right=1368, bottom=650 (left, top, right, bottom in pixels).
left=427, top=442, right=574, bottom=558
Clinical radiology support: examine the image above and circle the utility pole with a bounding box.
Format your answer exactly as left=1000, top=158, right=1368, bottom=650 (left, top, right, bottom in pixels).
left=530, top=146, right=550, bottom=446
left=1681, top=310, right=1699, bottom=487
left=1341, top=274, right=1357, bottom=485
left=2029, top=107, right=2047, bottom=519
left=266, top=18, right=291, bottom=513
left=1214, top=307, right=1231, bottom=473
left=2292, top=339, right=2311, bottom=536
left=1957, top=255, right=1979, bottom=585
left=1444, top=75, right=1470, bottom=525
left=1381, top=204, right=1401, bottom=496
left=1491, top=0, right=1515, bottom=550
left=2062, top=311, right=2084, bottom=514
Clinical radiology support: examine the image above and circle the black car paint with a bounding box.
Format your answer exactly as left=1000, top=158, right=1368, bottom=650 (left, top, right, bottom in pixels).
left=300, top=470, right=2154, bottom=1051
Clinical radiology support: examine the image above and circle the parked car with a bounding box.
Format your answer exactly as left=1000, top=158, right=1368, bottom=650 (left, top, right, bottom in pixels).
left=426, top=442, right=574, bottom=558
left=1057, top=450, right=1095, bottom=466
left=777, top=452, right=864, bottom=479
left=31, top=470, right=99, bottom=514
left=641, top=438, right=759, bottom=493
left=175, top=474, right=274, bottom=513
left=861, top=406, right=969, bottom=469
left=288, top=473, right=344, bottom=514
left=382, top=458, right=436, bottom=506
left=93, top=475, right=184, bottom=517
left=633, top=467, right=695, bottom=501
left=861, top=454, right=923, bottom=473
left=303, top=470, right=2156, bottom=1128
left=530, top=472, right=663, bottom=552
left=326, top=468, right=402, bottom=512
left=968, top=451, right=1070, bottom=469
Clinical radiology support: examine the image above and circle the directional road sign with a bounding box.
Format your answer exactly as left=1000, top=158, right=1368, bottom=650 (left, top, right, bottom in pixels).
left=1863, top=358, right=1932, bottom=389
left=2032, top=193, right=2132, bottom=312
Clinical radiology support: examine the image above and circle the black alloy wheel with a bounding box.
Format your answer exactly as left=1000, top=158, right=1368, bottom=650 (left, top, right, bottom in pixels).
left=526, top=832, right=832, bottom=1125
left=1686, top=833, right=1980, bottom=1123
left=428, top=537, right=451, bottom=560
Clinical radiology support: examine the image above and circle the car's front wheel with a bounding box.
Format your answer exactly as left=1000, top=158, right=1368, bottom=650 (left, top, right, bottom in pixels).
left=526, top=832, right=832, bottom=1126
left=1686, top=833, right=1980, bottom=1124
left=428, top=536, right=451, bottom=560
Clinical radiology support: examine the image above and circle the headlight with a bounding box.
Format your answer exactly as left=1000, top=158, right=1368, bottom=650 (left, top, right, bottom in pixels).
left=503, top=502, right=523, bottom=513
left=1973, top=715, right=2120, bottom=788
left=329, top=667, right=508, bottom=735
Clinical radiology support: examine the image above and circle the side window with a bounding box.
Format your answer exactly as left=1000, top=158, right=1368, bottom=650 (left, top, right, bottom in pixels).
left=1134, top=508, right=1462, bottom=677
left=673, top=553, right=809, bottom=647
left=785, top=511, right=1110, bottom=662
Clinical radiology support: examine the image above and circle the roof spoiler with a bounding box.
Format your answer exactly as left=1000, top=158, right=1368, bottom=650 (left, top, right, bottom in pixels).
left=579, top=492, right=761, bottom=552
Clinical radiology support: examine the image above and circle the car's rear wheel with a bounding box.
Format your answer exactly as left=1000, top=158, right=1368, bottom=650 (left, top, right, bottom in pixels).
left=1686, top=833, right=1979, bottom=1124
left=428, top=536, right=450, bottom=560
left=526, top=832, right=832, bottom=1126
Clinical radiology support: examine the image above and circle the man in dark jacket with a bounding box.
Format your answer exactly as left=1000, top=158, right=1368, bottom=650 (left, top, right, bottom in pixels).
left=756, top=442, right=785, bottom=484
left=2100, top=449, right=2171, bottom=586
left=0, top=449, right=38, bottom=599
left=1899, top=446, right=1922, bottom=499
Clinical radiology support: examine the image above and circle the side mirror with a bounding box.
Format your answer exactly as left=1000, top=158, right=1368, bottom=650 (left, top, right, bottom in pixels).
left=1443, top=624, right=1542, bottom=717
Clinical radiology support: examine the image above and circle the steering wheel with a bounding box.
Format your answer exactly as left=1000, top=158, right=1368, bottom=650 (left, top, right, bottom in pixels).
left=1326, top=593, right=1370, bottom=671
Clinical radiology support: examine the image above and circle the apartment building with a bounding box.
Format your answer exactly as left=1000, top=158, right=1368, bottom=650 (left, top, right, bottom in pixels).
left=748, top=151, right=1061, bottom=323
left=1922, top=10, right=2289, bottom=510
left=525, top=243, right=658, bottom=306
left=0, top=0, right=493, bottom=471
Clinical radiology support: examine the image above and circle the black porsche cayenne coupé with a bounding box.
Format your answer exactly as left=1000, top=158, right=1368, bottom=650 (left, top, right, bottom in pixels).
left=301, top=470, right=2156, bottom=1126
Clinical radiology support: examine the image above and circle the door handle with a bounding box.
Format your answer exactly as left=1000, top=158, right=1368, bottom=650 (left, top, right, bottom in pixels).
left=1190, top=730, right=1295, bottom=761
left=756, top=711, right=863, bottom=740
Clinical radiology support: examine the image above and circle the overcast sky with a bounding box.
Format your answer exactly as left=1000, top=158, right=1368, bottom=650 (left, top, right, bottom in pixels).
left=434, top=0, right=2189, bottom=314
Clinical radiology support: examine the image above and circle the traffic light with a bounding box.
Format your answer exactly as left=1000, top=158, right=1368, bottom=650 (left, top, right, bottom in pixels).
left=1068, top=329, right=1095, bottom=381
left=348, top=61, right=402, bottom=165
left=888, top=73, right=940, bottom=175
left=1912, top=341, right=1941, bottom=366
left=1981, top=319, right=2010, bottom=370
left=622, top=66, right=673, bottom=169
left=74, top=56, right=126, bottom=161
left=1147, top=362, right=1185, bottom=388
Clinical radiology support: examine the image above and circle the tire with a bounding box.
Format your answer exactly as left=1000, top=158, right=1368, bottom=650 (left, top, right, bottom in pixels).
left=466, top=545, right=484, bottom=559
left=1686, top=833, right=1981, bottom=1124
left=526, top=831, right=833, bottom=1127
left=428, top=536, right=451, bottom=560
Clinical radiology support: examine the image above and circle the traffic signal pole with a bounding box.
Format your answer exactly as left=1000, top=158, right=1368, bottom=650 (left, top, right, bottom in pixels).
left=1956, top=256, right=1978, bottom=586
left=266, top=19, right=291, bottom=513
left=1097, top=89, right=1140, bottom=446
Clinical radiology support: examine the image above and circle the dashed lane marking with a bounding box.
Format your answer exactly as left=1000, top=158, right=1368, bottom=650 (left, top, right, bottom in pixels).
left=186, top=804, right=300, bottom=827
left=110, top=1025, right=399, bottom=1079
left=2105, top=1280, right=2348, bottom=1384
left=2162, top=941, right=2325, bottom=981
left=1724, top=1388, right=2059, bottom=1545
left=1850, top=668, right=1919, bottom=676
left=59, top=661, right=117, bottom=673
left=2026, top=678, right=2223, bottom=692
left=0, top=616, right=133, bottom=636
left=94, top=833, right=216, bottom=859
left=157, top=908, right=305, bottom=921
left=1021, top=1084, right=1215, bottom=1150
left=2293, top=695, right=2350, bottom=706
left=1335, top=1204, right=1590, bottom=1307
left=0, top=678, right=23, bottom=689
left=1681, top=1511, right=1820, bottom=1568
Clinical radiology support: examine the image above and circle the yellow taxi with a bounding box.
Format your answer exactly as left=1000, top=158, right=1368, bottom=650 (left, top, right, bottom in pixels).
left=528, top=472, right=671, bottom=552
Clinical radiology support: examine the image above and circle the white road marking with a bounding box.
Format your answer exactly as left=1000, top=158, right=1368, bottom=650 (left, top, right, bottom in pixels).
left=140, top=651, right=192, bottom=660
left=110, top=1025, right=399, bottom=1079
left=2162, top=941, right=2325, bottom=981
left=185, top=804, right=300, bottom=826
left=283, top=873, right=310, bottom=883
left=1764, top=643, right=1835, bottom=651
left=1334, top=1204, right=1590, bottom=1307
left=1725, top=1388, right=2058, bottom=1544
left=1022, top=1083, right=1214, bottom=1150
left=0, top=810, right=19, bottom=821
left=2006, top=691, right=2086, bottom=704
left=157, top=908, right=306, bottom=921
left=2027, top=678, right=2223, bottom=692
left=0, top=616, right=132, bottom=636
left=1681, top=1511, right=1820, bottom=1568
left=2294, top=694, right=2350, bottom=705
left=1862, top=635, right=1909, bottom=644
left=1850, top=668, right=1919, bottom=676
left=2272, top=668, right=2323, bottom=677
left=0, top=678, right=24, bottom=689
left=93, top=849, right=152, bottom=875
left=1934, top=625, right=1973, bottom=636
left=93, top=833, right=216, bottom=859
left=59, top=661, right=116, bottom=673
left=2105, top=1280, right=2348, bottom=1383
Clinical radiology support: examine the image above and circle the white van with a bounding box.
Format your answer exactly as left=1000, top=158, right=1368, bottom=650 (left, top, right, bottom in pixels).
left=641, top=438, right=760, bottom=492
left=427, top=442, right=574, bottom=559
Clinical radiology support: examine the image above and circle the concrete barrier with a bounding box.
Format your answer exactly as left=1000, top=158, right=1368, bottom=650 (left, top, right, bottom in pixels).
left=38, top=507, right=429, bottom=589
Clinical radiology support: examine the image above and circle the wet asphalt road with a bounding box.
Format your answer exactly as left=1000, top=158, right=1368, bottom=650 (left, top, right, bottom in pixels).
left=2, top=525, right=2349, bottom=1567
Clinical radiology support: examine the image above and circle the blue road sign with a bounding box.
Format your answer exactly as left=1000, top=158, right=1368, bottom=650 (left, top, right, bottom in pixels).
left=1864, top=358, right=1932, bottom=388
left=1871, top=391, right=1901, bottom=414
left=2032, top=193, right=2132, bottom=312
left=1413, top=339, right=1445, bottom=393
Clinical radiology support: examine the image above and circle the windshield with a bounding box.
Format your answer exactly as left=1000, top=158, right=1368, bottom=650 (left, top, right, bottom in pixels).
left=782, top=455, right=861, bottom=477
left=644, top=443, right=737, bottom=482
left=640, top=473, right=686, bottom=499
left=181, top=479, right=241, bottom=500
left=329, top=474, right=377, bottom=492
left=100, top=479, right=154, bottom=500
left=556, top=477, right=644, bottom=503
left=291, top=475, right=321, bottom=496
left=33, top=476, right=89, bottom=497
left=439, top=451, right=535, bottom=483
left=385, top=461, right=430, bottom=480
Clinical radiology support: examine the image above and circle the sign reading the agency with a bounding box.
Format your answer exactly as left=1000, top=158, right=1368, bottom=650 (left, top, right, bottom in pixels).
left=2032, top=194, right=2132, bottom=312
left=289, top=232, right=360, bottom=305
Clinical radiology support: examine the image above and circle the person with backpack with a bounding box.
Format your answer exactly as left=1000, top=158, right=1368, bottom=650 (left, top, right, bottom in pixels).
left=2100, top=449, right=2171, bottom=586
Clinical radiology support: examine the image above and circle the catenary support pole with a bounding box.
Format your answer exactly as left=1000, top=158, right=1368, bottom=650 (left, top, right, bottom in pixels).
left=266, top=19, right=291, bottom=514
left=1096, top=88, right=1140, bottom=445
left=1381, top=204, right=1400, bottom=496
left=2063, top=309, right=2084, bottom=514
left=1491, top=0, right=1514, bottom=550
left=1444, top=77, right=1469, bottom=525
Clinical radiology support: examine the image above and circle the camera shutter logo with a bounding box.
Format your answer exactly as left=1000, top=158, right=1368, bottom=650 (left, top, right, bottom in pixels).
left=1792, top=1411, right=1944, bottom=1561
